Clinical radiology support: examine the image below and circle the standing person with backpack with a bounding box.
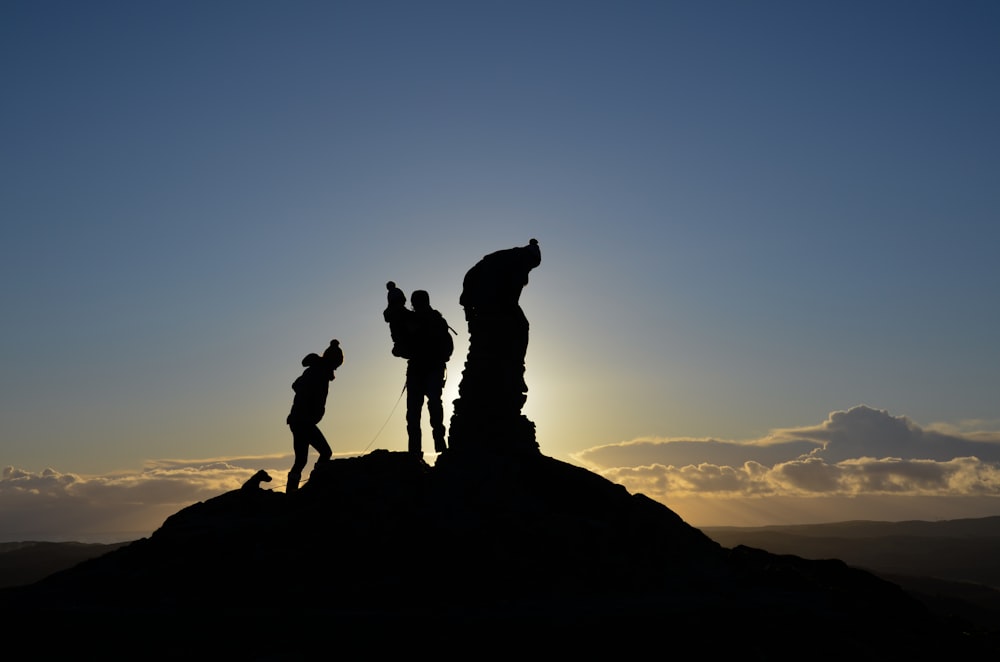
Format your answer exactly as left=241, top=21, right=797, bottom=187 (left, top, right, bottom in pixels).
left=399, top=289, right=454, bottom=458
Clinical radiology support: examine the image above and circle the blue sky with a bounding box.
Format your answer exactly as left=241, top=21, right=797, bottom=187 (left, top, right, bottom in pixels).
left=2, top=1, right=999, bottom=540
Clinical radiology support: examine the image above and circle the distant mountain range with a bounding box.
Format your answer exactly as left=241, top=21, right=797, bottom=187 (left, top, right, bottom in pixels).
left=2, top=450, right=998, bottom=658
left=704, top=517, right=1000, bottom=587
left=704, top=516, right=1000, bottom=633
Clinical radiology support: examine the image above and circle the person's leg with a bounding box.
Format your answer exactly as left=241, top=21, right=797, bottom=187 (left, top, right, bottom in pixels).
left=310, top=426, right=333, bottom=461
left=427, top=368, right=446, bottom=452
left=406, top=380, right=424, bottom=455
left=287, top=423, right=310, bottom=493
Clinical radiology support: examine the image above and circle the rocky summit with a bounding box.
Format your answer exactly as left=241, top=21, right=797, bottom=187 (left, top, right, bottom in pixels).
left=1, top=449, right=995, bottom=659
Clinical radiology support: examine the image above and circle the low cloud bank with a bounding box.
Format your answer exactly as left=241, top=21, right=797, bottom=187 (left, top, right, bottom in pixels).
left=8, top=406, right=1000, bottom=539
left=0, top=453, right=358, bottom=542
left=574, top=405, right=1000, bottom=503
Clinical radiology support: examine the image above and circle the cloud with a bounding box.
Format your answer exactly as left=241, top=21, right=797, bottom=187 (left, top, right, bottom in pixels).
left=574, top=405, right=1000, bottom=503
left=763, top=406, right=1000, bottom=463
left=572, top=438, right=820, bottom=471
left=7, top=406, right=1000, bottom=539
left=0, top=452, right=359, bottom=542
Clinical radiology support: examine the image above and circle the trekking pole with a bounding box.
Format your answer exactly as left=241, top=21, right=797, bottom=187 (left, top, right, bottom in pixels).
left=361, top=381, right=407, bottom=453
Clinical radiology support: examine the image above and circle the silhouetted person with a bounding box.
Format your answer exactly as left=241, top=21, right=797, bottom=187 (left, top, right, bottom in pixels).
left=383, top=281, right=410, bottom=358
left=285, top=339, right=343, bottom=493
left=401, top=289, right=454, bottom=457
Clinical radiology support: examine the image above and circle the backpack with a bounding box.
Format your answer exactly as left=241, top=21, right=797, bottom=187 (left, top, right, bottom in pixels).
left=436, top=314, right=455, bottom=362
left=387, top=306, right=455, bottom=362
left=412, top=310, right=454, bottom=363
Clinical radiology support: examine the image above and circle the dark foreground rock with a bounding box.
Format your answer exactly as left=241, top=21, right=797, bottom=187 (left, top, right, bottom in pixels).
left=2, top=450, right=996, bottom=659
left=0, top=541, right=130, bottom=588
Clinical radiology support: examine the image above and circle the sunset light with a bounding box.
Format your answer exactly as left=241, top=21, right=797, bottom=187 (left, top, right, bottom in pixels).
left=2, top=0, right=999, bottom=543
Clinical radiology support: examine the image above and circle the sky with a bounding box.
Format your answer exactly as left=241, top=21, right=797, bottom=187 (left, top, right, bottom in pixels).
left=2, top=0, right=999, bottom=542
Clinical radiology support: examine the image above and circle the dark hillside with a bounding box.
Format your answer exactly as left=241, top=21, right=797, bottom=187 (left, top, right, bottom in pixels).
left=2, top=450, right=996, bottom=659
left=0, top=541, right=130, bottom=588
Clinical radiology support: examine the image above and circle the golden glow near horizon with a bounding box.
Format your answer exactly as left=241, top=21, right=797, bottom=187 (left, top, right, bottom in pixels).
left=4, top=2, right=1000, bottom=540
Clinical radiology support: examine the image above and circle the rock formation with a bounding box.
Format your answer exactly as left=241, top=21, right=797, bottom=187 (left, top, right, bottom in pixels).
left=448, top=238, right=542, bottom=454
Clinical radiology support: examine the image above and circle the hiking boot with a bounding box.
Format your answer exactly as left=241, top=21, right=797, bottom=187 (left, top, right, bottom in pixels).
left=286, top=470, right=301, bottom=494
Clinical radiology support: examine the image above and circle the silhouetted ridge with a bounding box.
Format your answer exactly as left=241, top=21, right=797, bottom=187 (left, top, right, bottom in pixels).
left=2, top=450, right=996, bottom=658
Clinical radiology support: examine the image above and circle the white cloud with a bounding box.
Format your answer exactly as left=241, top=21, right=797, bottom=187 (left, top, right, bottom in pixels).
left=0, top=453, right=334, bottom=542
left=571, top=438, right=820, bottom=471
left=574, top=406, right=1000, bottom=503
left=764, top=406, right=1000, bottom=463
left=596, top=456, right=1000, bottom=501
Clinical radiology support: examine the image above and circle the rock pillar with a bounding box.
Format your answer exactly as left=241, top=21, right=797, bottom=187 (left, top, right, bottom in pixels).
left=447, top=239, right=541, bottom=454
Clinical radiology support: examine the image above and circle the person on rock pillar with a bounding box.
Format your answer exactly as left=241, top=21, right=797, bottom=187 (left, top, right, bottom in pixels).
left=285, top=339, right=343, bottom=493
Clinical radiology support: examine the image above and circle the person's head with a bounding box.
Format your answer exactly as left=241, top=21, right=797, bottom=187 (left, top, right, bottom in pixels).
left=301, top=353, right=322, bottom=367
left=323, top=339, right=344, bottom=369
left=386, top=281, right=406, bottom=306
left=410, top=289, right=430, bottom=311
